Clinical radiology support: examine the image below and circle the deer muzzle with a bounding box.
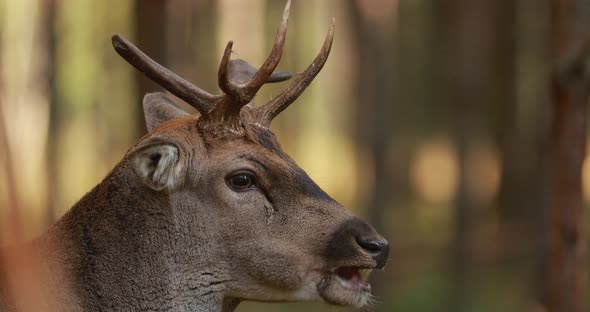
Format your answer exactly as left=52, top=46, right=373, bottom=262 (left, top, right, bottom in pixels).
left=317, top=217, right=389, bottom=307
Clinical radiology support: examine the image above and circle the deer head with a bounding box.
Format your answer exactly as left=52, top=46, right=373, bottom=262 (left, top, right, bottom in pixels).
left=106, top=0, right=389, bottom=309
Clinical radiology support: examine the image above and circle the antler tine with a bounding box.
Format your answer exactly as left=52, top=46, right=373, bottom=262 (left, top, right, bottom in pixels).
left=218, top=41, right=235, bottom=95
left=217, top=0, right=291, bottom=106
left=112, top=35, right=219, bottom=115
left=244, top=0, right=290, bottom=93
left=258, top=19, right=335, bottom=126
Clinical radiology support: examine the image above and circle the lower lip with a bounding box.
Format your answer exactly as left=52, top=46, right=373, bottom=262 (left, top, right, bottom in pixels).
left=317, top=272, right=373, bottom=308
left=334, top=273, right=372, bottom=292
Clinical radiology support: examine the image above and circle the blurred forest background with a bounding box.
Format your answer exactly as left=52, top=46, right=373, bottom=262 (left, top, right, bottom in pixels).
left=0, top=0, right=589, bottom=311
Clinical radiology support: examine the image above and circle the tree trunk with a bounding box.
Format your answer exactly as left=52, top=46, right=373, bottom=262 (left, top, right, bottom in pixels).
left=438, top=0, right=495, bottom=310
left=166, top=0, right=217, bottom=96
left=543, top=1, right=590, bottom=311
left=42, top=0, right=58, bottom=225
left=347, top=1, right=397, bottom=308
left=513, top=0, right=553, bottom=305
left=133, top=0, right=167, bottom=136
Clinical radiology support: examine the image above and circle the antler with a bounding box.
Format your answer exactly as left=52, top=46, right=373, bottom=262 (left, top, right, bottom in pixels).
left=113, top=0, right=334, bottom=133
left=112, top=35, right=220, bottom=115
left=257, top=19, right=335, bottom=126
left=203, top=0, right=291, bottom=128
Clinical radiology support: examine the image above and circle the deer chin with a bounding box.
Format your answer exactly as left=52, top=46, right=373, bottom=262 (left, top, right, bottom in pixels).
left=317, top=266, right=374, bottom=308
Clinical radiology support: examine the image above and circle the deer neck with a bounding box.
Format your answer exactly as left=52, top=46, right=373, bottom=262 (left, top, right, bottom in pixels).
left=44, top=161, right=235, bottom=312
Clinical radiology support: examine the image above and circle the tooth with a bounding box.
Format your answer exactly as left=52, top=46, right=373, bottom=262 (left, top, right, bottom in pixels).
left=360, top=269, right=373, bottom=280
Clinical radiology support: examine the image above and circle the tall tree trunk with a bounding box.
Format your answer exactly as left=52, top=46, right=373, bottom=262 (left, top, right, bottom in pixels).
left=543, top=1, right=590, bottom=311
left=42, top=0, right=58, bottom=225
left=495, top=1, right=521, bottom=225
left=514, top=0, right=553, bottom=305
left=347, top=1, right=397, bottom=308
left=166, top=0, right=217, bottom=97
left=133, top=0, right=167, bottom=136
left=438, top=0, right=496, bottom=310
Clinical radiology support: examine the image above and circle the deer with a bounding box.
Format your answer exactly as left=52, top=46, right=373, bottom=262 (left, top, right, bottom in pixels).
left=0, top=1, right=389, bottom=311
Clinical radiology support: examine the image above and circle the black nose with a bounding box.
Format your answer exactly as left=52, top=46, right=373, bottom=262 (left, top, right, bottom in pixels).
left=325, top=218, right=390, bottom=269
left=356, top=237, right=389, bottom=269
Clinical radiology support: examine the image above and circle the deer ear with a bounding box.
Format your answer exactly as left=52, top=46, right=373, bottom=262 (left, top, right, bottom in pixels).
left=130, top=141, right=184, bottom=191
left=143, top=92, right=190, bottom=132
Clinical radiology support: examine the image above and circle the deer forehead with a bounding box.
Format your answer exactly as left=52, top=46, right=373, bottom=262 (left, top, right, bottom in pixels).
left=142, top=115, right=294, bottom=171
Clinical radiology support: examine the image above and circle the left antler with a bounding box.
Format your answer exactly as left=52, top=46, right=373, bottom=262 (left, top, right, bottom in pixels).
left=112, top=34, right=220, bottom=116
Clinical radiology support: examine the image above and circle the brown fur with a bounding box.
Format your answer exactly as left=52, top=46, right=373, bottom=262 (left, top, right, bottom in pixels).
left=0, top=91, right=387, bottom=311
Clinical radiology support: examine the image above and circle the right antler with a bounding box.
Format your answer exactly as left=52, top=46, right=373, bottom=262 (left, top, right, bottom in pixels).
left=256, top=19, right=335, bottom=127
left=112, top=0, right=334, bottom=132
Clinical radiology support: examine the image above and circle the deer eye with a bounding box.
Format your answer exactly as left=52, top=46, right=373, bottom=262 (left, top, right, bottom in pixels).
left=227, top=171, right=257, bottom=191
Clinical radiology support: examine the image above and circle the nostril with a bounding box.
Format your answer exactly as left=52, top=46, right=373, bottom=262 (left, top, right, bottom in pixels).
left=356, top=238, right=389, bottom=268
left=356, top=238, right=384, bottom=255
left=334, top=218, right=390, bottom=268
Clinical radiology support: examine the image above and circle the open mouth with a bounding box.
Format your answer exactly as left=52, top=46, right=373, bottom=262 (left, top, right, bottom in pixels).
left=317, top=266, right=374, bottom=308
left=334, top=267, right=372, bottom=292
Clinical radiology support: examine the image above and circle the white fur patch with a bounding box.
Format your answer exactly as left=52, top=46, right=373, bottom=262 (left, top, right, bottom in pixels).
left=291, top=281, right=321, bottom=301
left=132, top=144, right=183, bottom=191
